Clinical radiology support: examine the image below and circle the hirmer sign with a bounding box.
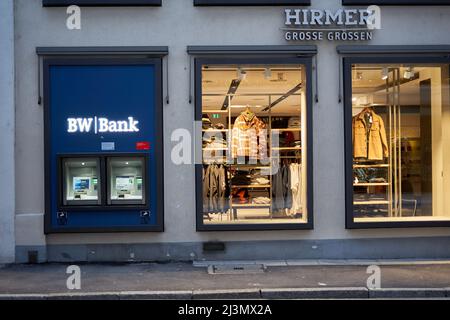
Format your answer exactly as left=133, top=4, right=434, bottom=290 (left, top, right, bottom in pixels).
left=283, top=6, right=381, bottom=42
left=67, top=116, right=140, bottom=134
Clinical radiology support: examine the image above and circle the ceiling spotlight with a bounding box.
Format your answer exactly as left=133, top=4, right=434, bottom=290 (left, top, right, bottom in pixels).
left=264, top=68, right=272, bottom=80
left=81, top=162, right=85, bottom=166
left=381, top=67, right=389, bottom=80
left=352, top=97, right=357, bottom=102
left=237, top=68, right=247, bottom=81
left=403, top=67, right=415, bottom=79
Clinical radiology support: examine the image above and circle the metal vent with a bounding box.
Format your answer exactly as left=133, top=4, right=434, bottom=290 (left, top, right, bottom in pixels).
left=208, top=264, right=266, bottom=275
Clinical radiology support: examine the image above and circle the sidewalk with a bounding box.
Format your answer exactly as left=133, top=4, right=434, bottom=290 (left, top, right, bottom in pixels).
left=1, top=260, right=450, bottom=299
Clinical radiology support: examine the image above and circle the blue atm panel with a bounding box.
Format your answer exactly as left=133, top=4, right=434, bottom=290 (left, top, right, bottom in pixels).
left=44, top=59, right=163, bottom=233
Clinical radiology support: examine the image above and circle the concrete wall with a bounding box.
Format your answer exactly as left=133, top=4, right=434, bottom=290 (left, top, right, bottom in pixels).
left=13, top=0, right=450, bottom=262
left=0, top=0, right=15, bottom=264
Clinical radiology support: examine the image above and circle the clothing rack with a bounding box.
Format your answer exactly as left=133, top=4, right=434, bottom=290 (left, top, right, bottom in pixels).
left=202, top=92, right=305, bottom=222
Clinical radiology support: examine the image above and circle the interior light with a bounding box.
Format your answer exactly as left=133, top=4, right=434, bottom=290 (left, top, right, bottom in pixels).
left=81, top=162, right=85, bottom=166
left=237, top=68, right=247, bottom=81
left=264, top=68, right=272, bottom=80
left=126, top=162, right=129, bottom=165
left=403, top=67, right=415, bottom=79
left=352, top=97, right=357, bottom=102
left=357, top=72, right=363, bottom=80
left=381, top=67, right=389, bottom=80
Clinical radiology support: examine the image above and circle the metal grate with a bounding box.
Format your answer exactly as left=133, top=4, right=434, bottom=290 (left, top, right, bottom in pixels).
left=208, top=264, right=266, bottom=275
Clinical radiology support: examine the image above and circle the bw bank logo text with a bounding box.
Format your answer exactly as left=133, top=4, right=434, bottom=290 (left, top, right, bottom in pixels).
left=67, top=117, right=140, bottom=134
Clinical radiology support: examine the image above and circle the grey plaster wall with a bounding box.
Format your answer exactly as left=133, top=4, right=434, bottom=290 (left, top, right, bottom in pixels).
left=0, top=0, right=16, bottom=263
left=13, top=0, right=450, bottom=259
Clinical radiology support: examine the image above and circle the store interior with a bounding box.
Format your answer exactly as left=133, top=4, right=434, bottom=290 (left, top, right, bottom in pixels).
left=351, top=64, right=450, bottom=222
left=201, top=64, right=308, bottom=225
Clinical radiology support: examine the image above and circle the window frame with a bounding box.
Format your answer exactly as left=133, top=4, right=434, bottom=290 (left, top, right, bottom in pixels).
left=342, top=0, right=450, bottom=5
left=344, top=55, right=450, bottom=229
left=195, top=57, right=314, bottom=232
left=43, top=0, right=162, bottom=6
left=194, top=0, right=310, bottom=6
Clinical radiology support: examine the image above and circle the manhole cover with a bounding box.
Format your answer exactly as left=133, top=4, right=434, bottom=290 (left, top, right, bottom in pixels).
left=208, top=264, right=266, bottom=275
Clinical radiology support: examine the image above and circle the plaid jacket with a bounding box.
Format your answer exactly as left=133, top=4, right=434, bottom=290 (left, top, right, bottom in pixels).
left=231, top=114, right=267, bottom=160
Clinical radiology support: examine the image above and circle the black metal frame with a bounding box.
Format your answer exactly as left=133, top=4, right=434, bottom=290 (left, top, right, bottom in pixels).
left=343, top=0, right=450, bottom=5
left=43, top=0, right=162, bottom=6
left=57, top=153, right=149, bottom=211
left=44, top=57, right=164, bottom=233
left=343, top=55, right=450, bottom=229
left=194, top=0, right=310, bottom=5
left=195, top=57, right=314, bottom=231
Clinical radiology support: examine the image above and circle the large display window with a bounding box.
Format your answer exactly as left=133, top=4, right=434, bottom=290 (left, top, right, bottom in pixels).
left=196, top=58, right=313, bottom=231
left=344, top=56, right=450, bottom=228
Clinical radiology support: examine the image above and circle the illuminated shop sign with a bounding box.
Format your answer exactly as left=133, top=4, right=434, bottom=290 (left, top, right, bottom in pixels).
left=67, top=116, right=140, bottom=134
left=283, top=7, right=381, bottom=42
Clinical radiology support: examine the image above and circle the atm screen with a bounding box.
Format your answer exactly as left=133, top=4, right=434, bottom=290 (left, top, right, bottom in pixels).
left=116, top=176, right=134, bottom=191
left=73, top=177, right=90, bottom=192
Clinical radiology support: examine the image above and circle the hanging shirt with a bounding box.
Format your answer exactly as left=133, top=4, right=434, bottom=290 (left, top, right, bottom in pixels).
left=289, top=163, right=302, bottom=215
left=231, top=114, right=268, bottom=160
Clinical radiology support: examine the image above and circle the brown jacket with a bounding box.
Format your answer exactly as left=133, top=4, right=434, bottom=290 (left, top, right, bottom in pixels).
left=352, top=110, right=389, bottom=160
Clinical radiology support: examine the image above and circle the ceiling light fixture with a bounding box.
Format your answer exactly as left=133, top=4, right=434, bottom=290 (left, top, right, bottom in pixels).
left=381, top=67, right=389, bottom=80
left=403, top=67, right=415, bottom=79
left=237, top=68, right=247, bottom=81
left=264, top=68, right=272, bottom=80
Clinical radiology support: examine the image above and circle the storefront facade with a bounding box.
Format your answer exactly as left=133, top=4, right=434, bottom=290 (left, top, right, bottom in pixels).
left=3, top=0, right=450, bottom=263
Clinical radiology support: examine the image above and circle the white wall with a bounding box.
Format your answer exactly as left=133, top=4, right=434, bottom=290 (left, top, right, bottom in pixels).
left=0, top=0, right=15, bottom=263
left=14, top=0, right=450, bottom=249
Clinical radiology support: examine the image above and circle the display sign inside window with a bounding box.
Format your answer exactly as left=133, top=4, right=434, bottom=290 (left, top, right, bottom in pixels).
left=283, top=7, right=380, bottom=42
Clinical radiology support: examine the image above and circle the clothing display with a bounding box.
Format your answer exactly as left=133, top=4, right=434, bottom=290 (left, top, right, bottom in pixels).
left=230, top=171, right=252, bottom=186
left=252, top=197, right=271, bottom=205
left=272, top=163, right=293, bottom=212
left=203, top=164, right=229, bottom=213
left=289, top=163, right=302, bottom=215
left=202, top=108, right=305, bottom=222
left=231, top=109, right=268, bottom=160
left=352, top=108, right=389, bottom=161
left=288, top=117, right=301, bottom=128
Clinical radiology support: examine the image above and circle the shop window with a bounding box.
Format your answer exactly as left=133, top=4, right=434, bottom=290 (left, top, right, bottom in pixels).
left=194, top=0, right=310, bottom=6
left=43, top=0, right=162, bottom=6
left=345, top=58, right=450, bottom=227
left=62, top=158, right=101, bottom=206
left=196, top=58, right=313, bottom=230
left=108, top=156, right=146, bottom=205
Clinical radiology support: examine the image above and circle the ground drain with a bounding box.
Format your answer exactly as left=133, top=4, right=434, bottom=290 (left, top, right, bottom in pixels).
left=208, top=264, right=266, bottom=275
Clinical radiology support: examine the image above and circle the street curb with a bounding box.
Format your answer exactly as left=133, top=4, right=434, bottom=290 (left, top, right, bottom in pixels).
left=369, top=288, right=447, bottom=299
left=192, top=289, right=261, bottom=300
left=120, top=291, right=193, bottom=300
left=260, top=287, right=369, bottom=299
left=1, top=287, right=449, bottom=300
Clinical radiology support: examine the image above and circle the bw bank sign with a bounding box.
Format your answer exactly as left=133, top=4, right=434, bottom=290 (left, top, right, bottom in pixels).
left=283, top=6, right=381, bottom=42
left=67, top=116, right=140, bottom=134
